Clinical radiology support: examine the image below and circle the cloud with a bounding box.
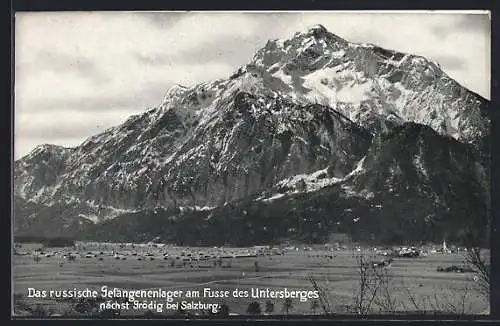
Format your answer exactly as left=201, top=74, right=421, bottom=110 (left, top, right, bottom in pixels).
left=455, top=14, right=491, bottom=32
left=432, top=13, right=490, bottom=39
left=19, top=85, right=167, bottom=114
left=16, top=58, right=233, bottom=115
left=15, top=137, right=84, bottom=160
left=15, top=107, right=139, bottom=138
left=17, top=50, right=108, bottom=84
left=133, top=52, right=174, bottom=66
left=133, top=11, right=186, bottom=29
left=14, top=108, right=140, bottom=158
left=130, top=13, right=298, bottom=68
left=432, top=56, right=466, bottom=70
left=17, top=119, right=112, bottom=140
left=165, top=35, right=263, bottom=67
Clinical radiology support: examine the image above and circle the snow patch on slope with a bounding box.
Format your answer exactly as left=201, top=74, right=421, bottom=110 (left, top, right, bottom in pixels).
left=262, top=193, right=286, bottom=203
left=344, top=156, right=366, bottom=180
left=254, top=156, right=371, bottom=203
left=302, top=67, right=373, bottom=108
left=78, top=214, right=100, bottom=224
left=255, top=165, right=349, bottom=203
left=277, top=168, right=343, bottom=193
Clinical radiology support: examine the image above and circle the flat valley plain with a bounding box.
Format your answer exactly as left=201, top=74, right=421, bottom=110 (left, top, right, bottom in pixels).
left=12, top=243, right=489, bottom=316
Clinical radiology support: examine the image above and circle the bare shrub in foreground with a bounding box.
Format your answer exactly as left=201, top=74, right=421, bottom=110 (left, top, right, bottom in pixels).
left=400, top=279, right=476, bottom=315
left=309, top=250, right=486, bottom=316
left=351, top=252, right=395, bottom=315
left=464, top=247, right=489, bottom=300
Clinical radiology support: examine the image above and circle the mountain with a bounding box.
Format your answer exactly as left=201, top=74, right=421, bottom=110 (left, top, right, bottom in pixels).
left=13, top=25, right=490, bottom=246
left=78, top=122, right=489, bottom=246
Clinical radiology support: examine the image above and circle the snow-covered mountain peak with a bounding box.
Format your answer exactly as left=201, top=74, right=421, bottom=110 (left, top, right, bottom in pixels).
left=307, top=24, right=328, bottom=33
left=240, top=25, right=488, bottom=147
left=251, top=25, right=348, bottom=70
left=13, top=24, right=490, bottom=244
left=305, top=24, right=348, bottom=42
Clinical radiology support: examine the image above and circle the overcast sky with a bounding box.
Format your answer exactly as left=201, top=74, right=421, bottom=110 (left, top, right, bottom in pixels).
left=14, top=11, right=490, bottom=159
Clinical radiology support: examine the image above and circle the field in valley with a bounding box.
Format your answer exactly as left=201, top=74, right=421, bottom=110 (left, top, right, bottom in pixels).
left=12, top=242, right=489, bottom=317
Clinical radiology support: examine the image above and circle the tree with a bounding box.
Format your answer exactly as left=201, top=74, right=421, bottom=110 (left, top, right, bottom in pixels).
left=283, top=298, right=293, bottom=315
left=218, top=303, right=230, bottom=317
left=462, top=218, right=490, bottom=301
left=310, top=299, right=320, bottom=315
left=264, top=300, right=274, bottom=314
left=246, top=301, right=262, bottom=315
left=352, top=253, right=379, bottom=315
left=30, top=305, right=50, bottom=317
left=464, top=247, right=490, bottom=299
left=175, top=304, right=186, bottom=316
left=254, top=261, right=260, bottom=272
left=143, top=310, right=155, bottom=318
left=202, top=308, right=216, bottom=317
left=99, top=309, right=120, bottom=318
left=73, top=297, right=102, bottom=315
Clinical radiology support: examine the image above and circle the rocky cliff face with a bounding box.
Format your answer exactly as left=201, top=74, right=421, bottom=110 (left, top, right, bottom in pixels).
left=13, top=25, right=490, bottom=245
